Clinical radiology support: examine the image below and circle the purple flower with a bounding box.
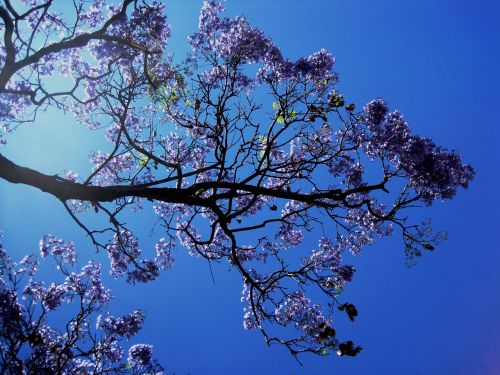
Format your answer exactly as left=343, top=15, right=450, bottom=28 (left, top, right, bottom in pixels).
left=43, top=283, right=68, bottom=311
left=78, top=261, right=112, bottom=305
left=128, top=344, right=153, bottom=366
left=400, top=136, right=475, bottom=202
left=294, top=48, right=336, bottom=82
left=364, top=98, right=389, bottom=128
left=155, top=238, right=175, bottom=270
left=39, top=235, right=77, bottom=265
left=18, top=255, right=39, bottom=276
left=308, top=237, right=342, bottom=271
left=90, top=152, right=135, bottom=186
left=97, top=310, right=145, bottom=339
left=106, top=231, right=161, bottom=284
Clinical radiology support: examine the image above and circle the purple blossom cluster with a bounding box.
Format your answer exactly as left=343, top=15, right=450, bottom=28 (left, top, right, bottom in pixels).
left=128, top=344, right=153, bottom=366
left=340, top=205, right=393, bottom=254
left=294, top=49, right=336, bottom=83
left=278, top=201, right=305, bottom=248
left=155, top=238, right=175, bottom=270
left=105, top=110, right=149, bottom=143
left=97, top=310, right=145, bottom=340
left=0, top=230, right=163, bottom=373
left=176, top=222, right=203, bottom=257
left=18, top=254, right=39, bottom=276
left=20, top=246, right=111, bottom=312
left=304, top=237, right=356, bottom=291
left=106, top=231, right=163, bottom=284
left=364, top=103, right=412, bottom=163
left=240, top=271, right=268, bottom=330
left=363, top=99, right=474, bottom=202
left=328, top=155, right=364, bottom=188
left=308, top=237, right=342, bottom=271
left=91, top=1, right=170, bottom=65
left=79, top=0, right=106, bottom=28
left=274, top=291, right=335, bottom=345
left=400, top=136, right=475, bottom=202
left=241, top=275, right=343, bottom=352
left=76, top=261, right=113, bottom=305
left=90, top=152, right=135, bottom=186
left=189, top=1, right=337, bottom=87
left=163, top=132, right=191, bottom=164
left=39, top=234, right=77, bottom=265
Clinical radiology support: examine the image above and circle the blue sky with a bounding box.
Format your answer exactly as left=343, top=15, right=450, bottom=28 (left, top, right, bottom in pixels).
left=1, top=0, right=499, bottom=374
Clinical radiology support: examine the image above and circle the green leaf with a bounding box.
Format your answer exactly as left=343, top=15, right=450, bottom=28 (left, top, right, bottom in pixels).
left=137, top=156, right=149, bottom=169
left=276, top=115, right=285, bottom=124
left=272, top=101, right=279, bottom=110
left=321, top=349, right=328, bottom=356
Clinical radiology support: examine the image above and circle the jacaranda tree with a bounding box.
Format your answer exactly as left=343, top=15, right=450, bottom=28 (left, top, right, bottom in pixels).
left=0, top=0, right=474, bottom=372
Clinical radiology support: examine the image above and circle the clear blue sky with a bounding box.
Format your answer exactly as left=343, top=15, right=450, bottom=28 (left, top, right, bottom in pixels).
left=1, top=1, right=499, bottom=374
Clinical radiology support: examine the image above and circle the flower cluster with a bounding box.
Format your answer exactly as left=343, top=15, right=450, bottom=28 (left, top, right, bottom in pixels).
left=400, top=136, right=475, bottom=202
left=278, top=201, right=305, bottom=248
left=128, top=344, right=153, bottom=366
left=106, top=230, right=166, bottom=283
left=91, top=1, right=170, bottom=64
left=189, top=1, right=337, bottom=87
left=39, top=234, right=77, bottom=265
left=0, top=230, right=164, bottom=373
left=90, top=151, right=135, bottom=186
left=308, top=237, right=342, bottom=271
left=97, top=310, right=145, bottom=340
left=274, top=291, right=335, bottom=345
left=155, top=238, right=176, bottom=270
left=363, top=99, right=475, bottom=202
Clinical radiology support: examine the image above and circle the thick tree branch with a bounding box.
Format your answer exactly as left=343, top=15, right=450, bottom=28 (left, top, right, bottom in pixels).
left=0, top=153, right=209, bottom=207
left=0, top=153, right=388, bottom=211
